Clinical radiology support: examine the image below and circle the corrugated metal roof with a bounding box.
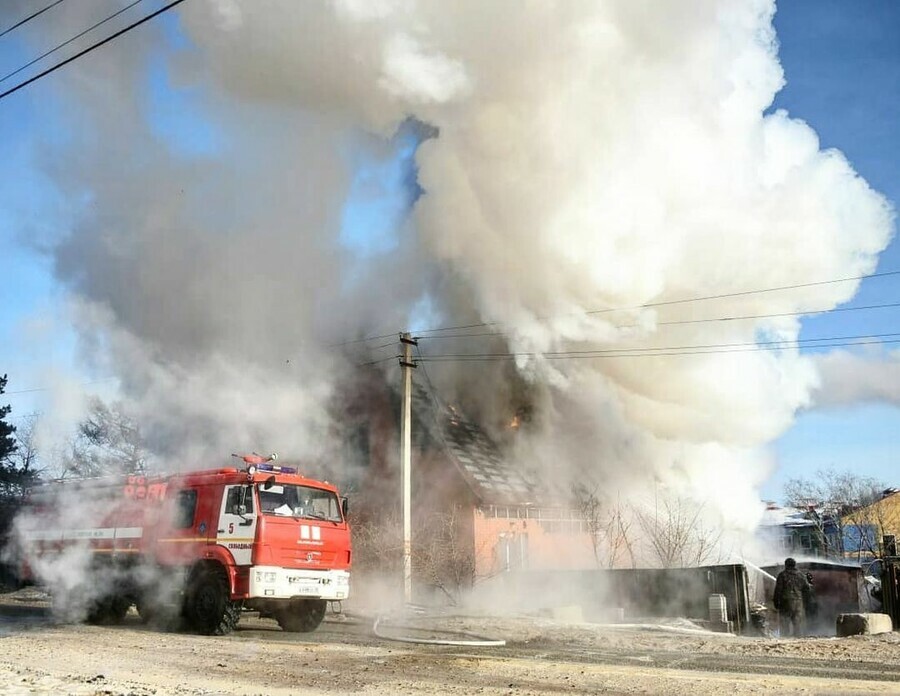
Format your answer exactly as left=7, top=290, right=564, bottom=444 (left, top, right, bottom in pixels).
left=412, top=384, right=537, bottom=505
left=759, top=505, right=818, bottom=528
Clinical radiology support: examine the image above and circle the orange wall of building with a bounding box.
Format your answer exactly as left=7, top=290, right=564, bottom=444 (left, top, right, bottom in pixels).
left=472, top=510, right=596, bottom=578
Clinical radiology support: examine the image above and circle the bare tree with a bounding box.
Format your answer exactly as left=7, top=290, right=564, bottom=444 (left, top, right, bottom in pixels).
left=414, top=506, right=476, bottom=604
left=0, top=414, right=42, bottom=538
left=573, top=484, right=605, bottom=566
left=572, top=485, right=636, bottom=568
left=62, top=399, right=149, bottom=477
left=347, top=507, right=404, bottom=578
left=348, top=505, right=480, bottom=605
left=605, top=495, right=637, bottom=569
left=635, top=495, right=722, bottom=568
left=2, top=414, right=40, bottom=490
left=784, top=469, right=886, bottom=559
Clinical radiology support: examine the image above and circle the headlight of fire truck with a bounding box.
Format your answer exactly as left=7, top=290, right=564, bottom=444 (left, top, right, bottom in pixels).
left=255, top=571, right=277, bottom=583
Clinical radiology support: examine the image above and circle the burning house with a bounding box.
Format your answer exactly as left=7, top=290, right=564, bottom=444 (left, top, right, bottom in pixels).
left=340, top=372, right=595, bottom=600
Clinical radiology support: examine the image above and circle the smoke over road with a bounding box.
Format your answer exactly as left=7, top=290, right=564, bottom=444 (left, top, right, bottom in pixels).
left=13, top=1, right=895, bottom=529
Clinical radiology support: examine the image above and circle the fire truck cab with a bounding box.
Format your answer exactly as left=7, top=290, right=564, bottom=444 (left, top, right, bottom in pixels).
left=18, top=457, right=351, bottom=635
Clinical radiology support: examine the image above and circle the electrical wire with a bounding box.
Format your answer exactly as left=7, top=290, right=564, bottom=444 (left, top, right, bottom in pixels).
left=7, top=412, right=43, bottom=423
left=3, top=377, right=117, bottom=396
left=658, top=300, right=900, bottom=327
left=0, top=0, right=66, bottom=39
left=416, top=335, right=900, bottom=362
left=585, top=269, right=900, bottom=316
left=366, top=340, right=399, bottom=352
left=418, top=332, right=900, bottom=357
left=0, top=0, right=188, bottom=102
left=0, top=0, right=145, bottom=85
left=331, top=330, right=399, bottom=348
left=356, top=354, right=400, bottom=367
left=412, top=270, right=900, bottom=336
left=415, top=300, right=900, bottom=342
left=343, top=269, right=900, bottom=345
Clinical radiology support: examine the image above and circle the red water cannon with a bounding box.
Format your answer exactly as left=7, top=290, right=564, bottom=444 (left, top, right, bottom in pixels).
left=231, top=452, right=277, bottom=466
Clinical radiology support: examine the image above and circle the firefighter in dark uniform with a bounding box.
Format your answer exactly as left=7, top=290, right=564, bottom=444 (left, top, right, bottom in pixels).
left=773, top=557, right=811, bottom=637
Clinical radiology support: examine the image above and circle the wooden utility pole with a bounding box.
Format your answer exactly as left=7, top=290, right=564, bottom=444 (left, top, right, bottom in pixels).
left=399, top=332, right=417, bottom=604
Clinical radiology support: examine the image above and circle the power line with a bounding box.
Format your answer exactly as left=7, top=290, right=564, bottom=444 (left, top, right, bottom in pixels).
left=412, top=270, right=900, bottom=335
left=4, top=377, right=117, bottom=396
left=367, top=340, right=399, bottom=352
left=415, top=300, right=900, bottom=342
left=331, top=330, right=399, bottom=349
left=7, top=411, right=43, bottom=423
left=0, top=0, right=188, bottom=102
left=659, top=300, right=900, bottom=326
left=586, top=269, right=900, bottom=316
left=339, top=269, right=900, bottom=347
left=416, top=334, right=900, bottom=362
left=418, top=330, right=900, bottom=359
left=356, top=354, right=400, bottom=367
left=1, top=0, right=145, bottom=85
left=0, top=0, right=66, bottom=39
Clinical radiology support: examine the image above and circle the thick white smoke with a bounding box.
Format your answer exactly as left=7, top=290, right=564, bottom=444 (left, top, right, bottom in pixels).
left=15, top=1, right=895, bottom=530
left=813, top=350, right=900, bottom=408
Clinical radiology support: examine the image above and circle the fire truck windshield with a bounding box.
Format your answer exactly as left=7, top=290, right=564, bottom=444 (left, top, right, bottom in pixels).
left=257, top=483, right=342, bottom=522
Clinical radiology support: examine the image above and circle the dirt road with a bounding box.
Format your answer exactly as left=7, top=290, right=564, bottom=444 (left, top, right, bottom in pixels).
left=1, top=594, right=899, bottom=695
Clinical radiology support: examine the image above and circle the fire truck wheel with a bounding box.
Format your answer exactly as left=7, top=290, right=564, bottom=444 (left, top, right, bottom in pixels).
left=186, top=568, right=240, bottom=636
left=276, top=599, right=327, bottom=633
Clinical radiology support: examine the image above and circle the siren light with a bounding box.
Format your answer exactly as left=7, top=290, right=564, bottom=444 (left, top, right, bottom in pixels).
left=253, top=462, right=297, bottom=474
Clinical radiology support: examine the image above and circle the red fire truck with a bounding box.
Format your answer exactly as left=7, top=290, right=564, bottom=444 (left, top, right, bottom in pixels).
left=17, top=454, right=351, bottom=635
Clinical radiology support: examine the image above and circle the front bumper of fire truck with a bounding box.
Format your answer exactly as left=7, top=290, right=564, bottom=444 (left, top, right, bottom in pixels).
left=248, top=566, right=350, bottom=601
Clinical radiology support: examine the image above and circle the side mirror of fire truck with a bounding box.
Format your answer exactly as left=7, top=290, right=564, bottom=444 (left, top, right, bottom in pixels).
left=341, top=497, right=349, bottom=519
left=232, top=486, right=252, bottom=518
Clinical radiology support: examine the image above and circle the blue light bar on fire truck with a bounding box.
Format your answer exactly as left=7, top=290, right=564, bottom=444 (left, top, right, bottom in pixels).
left=250, top=462, right=297, bottom=475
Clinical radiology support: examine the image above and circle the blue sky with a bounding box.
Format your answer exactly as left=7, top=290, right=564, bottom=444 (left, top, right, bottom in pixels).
left=766, top=0, right=900, bottom=499
left=1, top=2, right=899, bottom=501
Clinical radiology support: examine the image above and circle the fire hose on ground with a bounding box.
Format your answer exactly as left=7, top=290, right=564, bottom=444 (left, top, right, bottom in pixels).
left=337, top=607, right=506, bottom=647
left=372, top=614, right=506, bottom=646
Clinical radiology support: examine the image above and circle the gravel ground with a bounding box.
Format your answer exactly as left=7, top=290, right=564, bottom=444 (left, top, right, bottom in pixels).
left=0, top=590, right=898, bottom=695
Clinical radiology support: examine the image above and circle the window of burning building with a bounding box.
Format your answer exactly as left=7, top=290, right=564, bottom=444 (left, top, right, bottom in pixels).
left=482, top=505, right=587, bottom=533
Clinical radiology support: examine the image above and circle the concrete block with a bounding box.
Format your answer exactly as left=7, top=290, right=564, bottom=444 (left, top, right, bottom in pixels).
left=836, top=613, right=894, bottom=637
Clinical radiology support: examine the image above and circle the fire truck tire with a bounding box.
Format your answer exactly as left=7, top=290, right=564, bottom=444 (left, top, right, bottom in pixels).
left=276, top=599, right=327, bottom=633
left=185, top=568, right=240, bottom=636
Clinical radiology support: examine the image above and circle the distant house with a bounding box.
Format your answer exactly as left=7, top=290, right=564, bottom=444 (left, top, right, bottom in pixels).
left=757, top=503, right=841, bottom=558
left=839, top=488, right=900, bottom=560
left=341, top=373, right=594, bottom=597
left=759, top=491, right=900, bottom=562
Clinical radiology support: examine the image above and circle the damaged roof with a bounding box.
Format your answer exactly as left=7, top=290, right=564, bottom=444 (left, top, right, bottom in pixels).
left=412, top=384, right=537, bottom=505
